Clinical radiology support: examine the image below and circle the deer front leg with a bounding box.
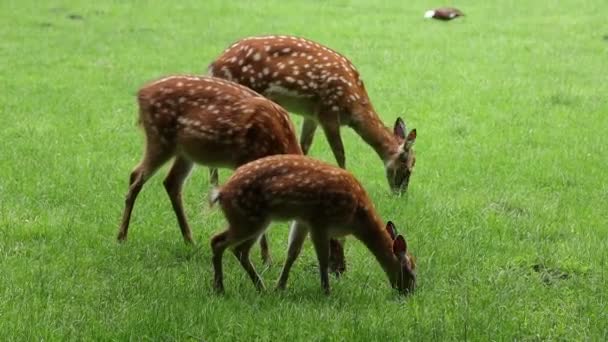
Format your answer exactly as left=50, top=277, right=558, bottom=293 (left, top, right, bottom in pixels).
left=300, top=118, right=318, bottom=155
left=319, top=113, right=345, bottom=169
left=329, top=237, right=347, bottom=276
left=310, top=229, right=331, bottom=295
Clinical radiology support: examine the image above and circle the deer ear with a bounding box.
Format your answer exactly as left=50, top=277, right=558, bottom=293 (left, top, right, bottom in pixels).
left=394, top=118, right=406, bottom=139
left=405, top=129, right=416, bottom=149
left=392, top=235, right=407, bottom=258
left=386, top=221, right=397, bottom=240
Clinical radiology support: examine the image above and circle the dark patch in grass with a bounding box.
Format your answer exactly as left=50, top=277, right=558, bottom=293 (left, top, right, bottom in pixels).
left=38, top=22, right=53, bottom=28
left=67, top=14, right=84, bottom=20
left=603, top=35, right=608, bottom=41
left=548, top=92, right=579, bottom=107
left=532, top=263, right=571, bottom=285
left=453, top=125, right=469, bottom=138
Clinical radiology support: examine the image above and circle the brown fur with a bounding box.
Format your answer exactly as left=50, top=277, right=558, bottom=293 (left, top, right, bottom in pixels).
left=208, top=35, right=417, bottom=193
left=210, top=155, right=417, bottom=295
left=117, top=75, right=301, bottom=264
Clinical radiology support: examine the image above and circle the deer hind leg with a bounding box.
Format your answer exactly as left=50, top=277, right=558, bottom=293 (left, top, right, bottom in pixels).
left=310, top=229, right=331, bottom=295
left=276, top=220, right=309, bottom=290
left=300, top=118, right=318, bottom=155
left=163, top=156, right=194, bottom=244
left=233, top=238, right=266, bottom=292
left=117, top=142, right=172, bottom=242
left=210, top=220, right=268, bottom=294
left=209, top=167, right=219, bottom=186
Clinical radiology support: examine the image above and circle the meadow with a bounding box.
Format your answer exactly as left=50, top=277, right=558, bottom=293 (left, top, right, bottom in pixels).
left=1, top=0, right=607, bottom=340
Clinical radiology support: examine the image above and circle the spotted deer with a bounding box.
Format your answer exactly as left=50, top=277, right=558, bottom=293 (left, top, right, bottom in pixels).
left=117, top=75, right=307, bottom=265
left=209, top=155, right=417, bottom=295
left=207, top=35, right=418, bottom=194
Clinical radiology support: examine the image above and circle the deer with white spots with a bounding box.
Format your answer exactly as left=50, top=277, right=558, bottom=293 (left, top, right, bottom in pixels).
left=209, top=155, right=417, bottom=295
left=208, top=35, right=417, bottom=194
left=116, top=75, right=304, bottom=264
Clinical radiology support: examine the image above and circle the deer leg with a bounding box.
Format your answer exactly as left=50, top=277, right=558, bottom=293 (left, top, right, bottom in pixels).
left=318, top=113, right=348, bottom=276
left=163, top=156, right=195, bottom=244
left=276, top=221, right=309, bottom=290
left=310, top=229, right=331, bottom=295
left=232, top=238, right=266, bottom=292
left=329, top=237, right=347, bottom=276
left=211, top=230, right=230, bottom=294
left=300, top=118, right=318, bottom=155
left=259, top=234, right=272, bottom=266
left=209, top=167, right=219, bottom=186
left=117, top=145, right=171, bottom=242
left=211, top=220, right=268, bottom=294
left=319, top=114, right=345, bottom=168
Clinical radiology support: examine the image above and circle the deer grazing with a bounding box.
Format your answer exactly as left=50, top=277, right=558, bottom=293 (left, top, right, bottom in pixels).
left=207, top=35, right=417, bottom=194
left=116, top=75, right=304, bottom=265
left=209, top=155, right=417, bottom=295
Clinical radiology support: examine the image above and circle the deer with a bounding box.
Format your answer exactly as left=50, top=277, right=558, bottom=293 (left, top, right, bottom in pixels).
left=209, top=155, right=417, bottom=296
left=116, top=75, right=308, bottom=265
left=207, top=35, right=418, bottom=195
left=207, top=35, right=417, bottom=272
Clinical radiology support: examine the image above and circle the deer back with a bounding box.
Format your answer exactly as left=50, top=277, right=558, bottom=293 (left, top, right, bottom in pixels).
left=137, top=75, right=301, bottom=168
left=217, top=155, right=372, bottom=225
left=208, top=35, right=372, bottom=118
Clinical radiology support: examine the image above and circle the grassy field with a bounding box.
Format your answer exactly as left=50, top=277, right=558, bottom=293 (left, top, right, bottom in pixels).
left=1, top=0, right=607, bottom=340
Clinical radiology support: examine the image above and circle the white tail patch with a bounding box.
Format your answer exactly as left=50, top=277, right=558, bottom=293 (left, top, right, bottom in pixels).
left=424, top=10, right=435, bottom=18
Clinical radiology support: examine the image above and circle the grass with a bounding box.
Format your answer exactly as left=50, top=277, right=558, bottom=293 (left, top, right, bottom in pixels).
left=1, top=0, right=607, bottom=340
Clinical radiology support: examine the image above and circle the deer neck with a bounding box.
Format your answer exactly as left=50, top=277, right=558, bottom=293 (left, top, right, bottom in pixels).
left=349, top=105, right=399, bottom=162
left=354, top=209, right=400, bottom=287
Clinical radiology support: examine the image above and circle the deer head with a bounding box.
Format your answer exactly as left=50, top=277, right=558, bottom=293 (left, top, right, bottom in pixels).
left=385, top=118, right=417, bottom=193
left=386, top=221, right=417, bottom=294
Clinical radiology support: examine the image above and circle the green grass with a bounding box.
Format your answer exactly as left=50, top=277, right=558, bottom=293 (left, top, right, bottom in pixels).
left=1, top=0, right=607, bottom=340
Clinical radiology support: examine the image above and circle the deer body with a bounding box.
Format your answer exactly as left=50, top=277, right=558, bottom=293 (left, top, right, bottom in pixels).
left=208, top=35, right=417, bottom=193
left=210, top=155, right=417, bottom=295
left=117, top=75, right=301, bottom=264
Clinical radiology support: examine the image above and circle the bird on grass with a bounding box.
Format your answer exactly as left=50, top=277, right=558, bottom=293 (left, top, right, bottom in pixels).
left=424, top=7, right=465, bottom=21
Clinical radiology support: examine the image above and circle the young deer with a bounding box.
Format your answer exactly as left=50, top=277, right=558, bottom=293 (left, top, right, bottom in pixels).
left=209, top=155, right=417, bottom=295
left=116, top=75, right=304, bottom=264
left=207, top=35, right=418, bottom=194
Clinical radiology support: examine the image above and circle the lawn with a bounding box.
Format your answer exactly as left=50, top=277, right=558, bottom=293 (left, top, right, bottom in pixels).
left=1, top=0, right=607, bottom=340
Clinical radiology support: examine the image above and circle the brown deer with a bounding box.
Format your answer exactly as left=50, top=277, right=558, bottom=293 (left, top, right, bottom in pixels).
left=116, top=75, right=305, bottom=265
left=209, top=155, right=417, bottom=295
left=207, top=35, right=418, bottom=194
